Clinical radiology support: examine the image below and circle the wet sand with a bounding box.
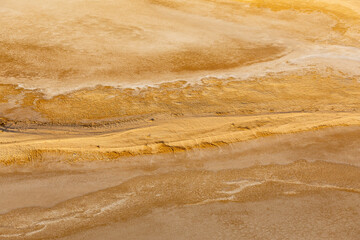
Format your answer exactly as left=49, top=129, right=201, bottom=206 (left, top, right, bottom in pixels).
left=58, top=194, right=360, bottom=240
left=1, top=0, right=360, bottom=239
left=1, top=127, right=360, bottom=239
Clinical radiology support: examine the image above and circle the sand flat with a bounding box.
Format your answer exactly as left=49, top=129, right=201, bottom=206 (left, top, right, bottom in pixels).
left=0, top=0, right=360, bottom=239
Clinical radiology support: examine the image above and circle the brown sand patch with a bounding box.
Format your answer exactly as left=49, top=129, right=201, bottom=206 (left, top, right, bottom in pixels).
left=0, top=160, right=359, bottom=239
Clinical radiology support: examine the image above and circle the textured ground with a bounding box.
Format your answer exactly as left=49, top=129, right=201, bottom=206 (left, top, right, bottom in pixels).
left=0, top=0, right=360, bottom=239
left=1, top=127, right=360, bottom=239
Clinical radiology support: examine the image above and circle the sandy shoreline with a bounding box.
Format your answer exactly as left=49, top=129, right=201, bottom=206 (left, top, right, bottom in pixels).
left=1, top=126, right=360, bottom=239
left=1, top=0, right=360, bottom=239
left=1, top=112, right=360, bottom=165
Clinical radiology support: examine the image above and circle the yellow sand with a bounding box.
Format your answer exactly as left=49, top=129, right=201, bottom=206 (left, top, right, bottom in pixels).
left=1, top=1, right=360, bottom=238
